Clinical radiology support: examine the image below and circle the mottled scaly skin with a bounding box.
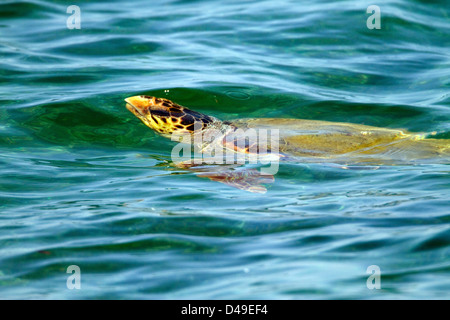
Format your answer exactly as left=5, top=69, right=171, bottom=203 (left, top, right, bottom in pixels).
left=125, top=96, right=227, bottom=136
left=125, top=95, right=263, bottom=155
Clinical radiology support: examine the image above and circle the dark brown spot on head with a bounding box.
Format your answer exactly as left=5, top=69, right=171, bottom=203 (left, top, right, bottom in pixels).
left=170, top=107, right=182, bottom=113
left=201, top=117, right=212, bottom=124
left=180, top=115, right=194, bottom=125
left=150, top=109, right=170, bottom=117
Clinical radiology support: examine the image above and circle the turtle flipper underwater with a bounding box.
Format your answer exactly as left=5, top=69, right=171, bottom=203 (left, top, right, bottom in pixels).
left=125, top=95, right=449, bottom=192
left=177, top=161, right=275, bottom=193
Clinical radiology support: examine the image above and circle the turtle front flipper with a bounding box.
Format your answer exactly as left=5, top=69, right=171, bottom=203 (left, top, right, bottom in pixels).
left=175, top=160, right=274, bottom=193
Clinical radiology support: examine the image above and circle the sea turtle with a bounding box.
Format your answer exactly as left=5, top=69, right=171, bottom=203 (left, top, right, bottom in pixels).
left=125, top=95, right=449, bottom=193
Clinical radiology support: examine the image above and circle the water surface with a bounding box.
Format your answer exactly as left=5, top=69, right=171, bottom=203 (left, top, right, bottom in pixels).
left=0, top=0, right=449, bottom=299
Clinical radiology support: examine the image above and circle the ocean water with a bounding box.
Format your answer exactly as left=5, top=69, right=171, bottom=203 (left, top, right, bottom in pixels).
left=0, top=0, right=449, bottom=299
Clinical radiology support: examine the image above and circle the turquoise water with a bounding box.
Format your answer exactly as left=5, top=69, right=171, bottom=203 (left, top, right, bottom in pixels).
left=1, top=0, right=449, bottom=299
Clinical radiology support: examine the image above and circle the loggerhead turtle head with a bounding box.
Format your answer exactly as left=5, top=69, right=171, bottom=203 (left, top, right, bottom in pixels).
left=125, top=95, right=217, bottom=137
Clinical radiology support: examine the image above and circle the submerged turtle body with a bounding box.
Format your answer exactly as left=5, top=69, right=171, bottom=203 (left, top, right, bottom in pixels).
left=230, top=118, right=449, bottom=164
left=125, top=96, right=449, bottom=192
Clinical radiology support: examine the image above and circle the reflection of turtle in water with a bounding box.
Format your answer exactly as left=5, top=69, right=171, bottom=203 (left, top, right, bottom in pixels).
left=125, top=96, right=449, bottom=193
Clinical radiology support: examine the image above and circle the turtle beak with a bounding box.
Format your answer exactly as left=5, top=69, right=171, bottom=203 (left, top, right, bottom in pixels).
left=125, top=96, right=148, bottom=116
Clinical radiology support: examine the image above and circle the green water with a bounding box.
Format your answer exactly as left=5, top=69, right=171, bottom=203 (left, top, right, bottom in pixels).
left=1, top=0, right=449, bottom=299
